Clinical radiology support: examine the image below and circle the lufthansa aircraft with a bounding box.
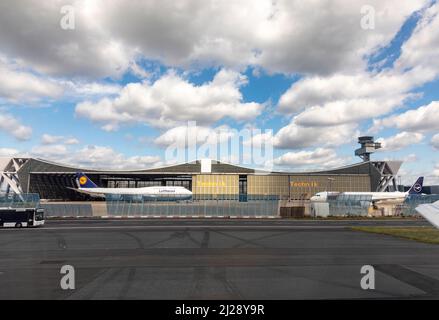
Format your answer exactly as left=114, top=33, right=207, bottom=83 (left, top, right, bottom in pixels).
left=310, top=176, right=424, bottom=205
left=71, top=172, right=193, bottom=200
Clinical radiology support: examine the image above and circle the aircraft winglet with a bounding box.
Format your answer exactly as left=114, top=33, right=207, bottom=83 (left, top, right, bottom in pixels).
left=416, top=200, right=439, bottom=229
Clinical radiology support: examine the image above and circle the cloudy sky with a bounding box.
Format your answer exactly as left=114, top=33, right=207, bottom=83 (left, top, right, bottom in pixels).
left=0, top=0, right=438, bottom=183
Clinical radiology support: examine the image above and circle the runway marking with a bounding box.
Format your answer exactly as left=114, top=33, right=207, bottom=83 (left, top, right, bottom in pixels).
left=48, top=218, right=421, bottom=222
left=0, top=225, right=412, bottom=231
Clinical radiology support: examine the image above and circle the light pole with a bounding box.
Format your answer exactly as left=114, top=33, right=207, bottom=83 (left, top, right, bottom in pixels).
left=327, top=178, right=335, bottom=192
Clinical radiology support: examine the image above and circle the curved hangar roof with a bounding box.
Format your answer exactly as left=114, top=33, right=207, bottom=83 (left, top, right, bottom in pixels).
left=8, top=157, right=402, bottom=176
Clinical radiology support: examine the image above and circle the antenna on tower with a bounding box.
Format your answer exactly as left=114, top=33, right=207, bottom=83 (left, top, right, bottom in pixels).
left=355, top=136, right=381, bottom=162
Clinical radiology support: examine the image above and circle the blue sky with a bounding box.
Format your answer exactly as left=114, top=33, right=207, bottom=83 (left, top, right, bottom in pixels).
left=0, top=0, right=438, bottom=184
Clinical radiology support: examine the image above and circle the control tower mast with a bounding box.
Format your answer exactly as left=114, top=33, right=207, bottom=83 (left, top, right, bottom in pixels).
left=355, top=136, right=381, bottom=162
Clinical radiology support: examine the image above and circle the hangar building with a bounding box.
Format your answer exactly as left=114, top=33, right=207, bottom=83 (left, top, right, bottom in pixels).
left=1, top=157, right=402, bottom=201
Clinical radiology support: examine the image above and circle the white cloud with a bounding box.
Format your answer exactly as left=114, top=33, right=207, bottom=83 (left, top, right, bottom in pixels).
left=377, top=132, right=424, bottom=151
left=62, top=81, right=122, bottom=97
left=41, top=134, right=80, bottom=145
left=100, top=0, right=426, bottom=75
left=274, top=148, right=351, bottom=169
left=403, top=154, right=418, bottom=163
left=31, top=144, right=68, bottom=157
left=0, top=58, right=63, bottom=103
left=64, top=138, right=80, bottom=145
left=431, top=133, right=439, bottom=150
left=154, top=124, right=234, bottom=148
left=368, top=3, right=439, bottom=132
left=75, top=69, right=263, bottom=130
left=278, top=73, right=416, bottom=116
left=276, top=64, right=436, bottom=127
left=129, top=62, right=150, bottom=79
left=0, top=0, right=437, bottom=178
left=0, top=0, right=427, bottom=79
left=0, top=113, right=32, bottom=140
left=41, top=134, right=64, bottom=145
left=278, top=55, right=439, bottom=126
left=277, top=2, right=439, bottom=128
left=68, top=145, right=161, bottom=169
left=395, top=2, right=439, bottom=76
left=29, top=143, right=161, bottom=170
left=245, top=120, right=358, bottom=150
left=0, top=148, right=19, bottom=157
left=0, top=56, right=125, bottom=105
left=0, top=1, right=133, bottom=79
left=273, top=120, right=358, bottom=149
left=154, top=124, right=274, bottom=165
left=397, top=166, right=439, bottom=185
left=373, top=101, right=439, bottom=132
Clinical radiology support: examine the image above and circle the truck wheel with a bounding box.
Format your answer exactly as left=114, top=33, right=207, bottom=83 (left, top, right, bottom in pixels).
left=15, top=222, right=22, bottom=228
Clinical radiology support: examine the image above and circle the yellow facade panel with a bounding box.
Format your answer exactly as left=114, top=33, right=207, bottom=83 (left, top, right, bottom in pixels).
left=192, top=174, right=239, bottom=195
left=248, top=175, right=289, bottom=197
left=192, top=174, right=370, bottom=199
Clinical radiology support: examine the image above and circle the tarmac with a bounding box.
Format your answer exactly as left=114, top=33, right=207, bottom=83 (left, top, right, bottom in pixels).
left=1, top=218, right=438, bottom=299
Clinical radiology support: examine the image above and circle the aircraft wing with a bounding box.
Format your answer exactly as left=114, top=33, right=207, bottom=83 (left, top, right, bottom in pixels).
left=415, top=201, right=439, bottom=229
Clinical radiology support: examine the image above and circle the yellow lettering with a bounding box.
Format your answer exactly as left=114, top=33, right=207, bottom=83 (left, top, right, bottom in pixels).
left=198, top=181, right=226, bottom=187
left=291, top=181, right=318, bottom=188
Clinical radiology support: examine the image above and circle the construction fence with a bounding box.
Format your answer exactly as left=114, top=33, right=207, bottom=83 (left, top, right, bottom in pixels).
left=105, top=194, right=280, bottom=217
left=312, top=194, right=439, bottom=217
left=2, top=193, right=439, bottom=218
left=0, top=193, right=280, bottom=217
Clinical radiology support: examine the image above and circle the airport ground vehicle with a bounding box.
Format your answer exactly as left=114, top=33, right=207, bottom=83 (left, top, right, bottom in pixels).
left=0, top=208, right=45, bottom=228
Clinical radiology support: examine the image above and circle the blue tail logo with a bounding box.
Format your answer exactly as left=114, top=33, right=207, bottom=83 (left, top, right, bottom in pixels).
left=76, top=172, right=98, bottom=188
left=408, top=176, right=424, bottom=195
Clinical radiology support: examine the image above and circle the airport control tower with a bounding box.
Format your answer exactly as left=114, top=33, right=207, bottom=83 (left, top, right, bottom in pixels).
left=355, top=136, right=382, bottom=162
left=354, top=136, right=401, bottom=191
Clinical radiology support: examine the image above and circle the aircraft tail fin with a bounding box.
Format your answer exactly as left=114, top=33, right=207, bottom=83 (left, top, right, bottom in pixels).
left=75, top=172, right=98, bottom=188
left=407, top=176, right=424, bottom=195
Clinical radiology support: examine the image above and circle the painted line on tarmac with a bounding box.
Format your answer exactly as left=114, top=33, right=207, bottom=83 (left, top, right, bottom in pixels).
left=47, top=217, right=423, bottom=222
left=0, top=225, right=353, bottom=231
left=0, top=224, right=421, bottom=231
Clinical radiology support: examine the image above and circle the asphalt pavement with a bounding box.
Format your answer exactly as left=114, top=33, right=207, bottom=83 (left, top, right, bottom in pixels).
left=1, top=218, right=438, bottom=299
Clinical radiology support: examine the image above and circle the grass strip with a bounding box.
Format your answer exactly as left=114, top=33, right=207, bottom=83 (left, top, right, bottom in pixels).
left=351, top=226, right=439, bottom=244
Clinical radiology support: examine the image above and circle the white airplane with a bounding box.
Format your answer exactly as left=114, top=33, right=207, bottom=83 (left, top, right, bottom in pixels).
left=416, top=201, right=439, bottom=229
left=310, top=177, right=424, bottom=205
left=71, top=172, right=193, bottom=200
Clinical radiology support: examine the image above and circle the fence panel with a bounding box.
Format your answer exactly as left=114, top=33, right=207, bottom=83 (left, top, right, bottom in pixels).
left=105, top=194, right=279, bottom=217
